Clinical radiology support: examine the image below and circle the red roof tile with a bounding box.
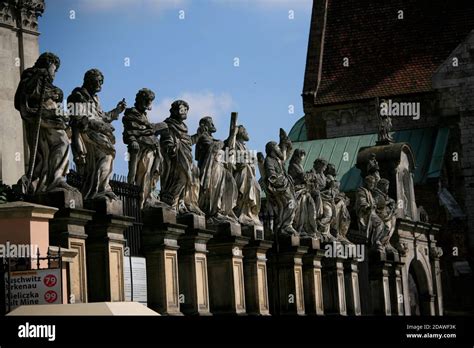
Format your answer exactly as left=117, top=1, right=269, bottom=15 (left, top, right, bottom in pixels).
left=313, top=0, right=474, bottom=105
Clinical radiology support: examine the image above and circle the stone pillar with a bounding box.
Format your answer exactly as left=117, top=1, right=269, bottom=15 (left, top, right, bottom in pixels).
left=0, top=201, right=57, bottom=268
left=177, top=213, right=213, bottom=316
left=0, top=0, right=44, bottom=185
left=142, top=206, right=185, bottom=315
left=48, top=246, right=79, bottom=304
left=49, top=207, right=93, bottom=304
left=369, top=252, right=392, bottom=316
left=242, top=225, right=272, bottom=316
left=429, top=234, right=444, bottom=316
left=344, top=258, right=361, bottom=316
left=268, top=235, right=308, bottom=315
left=207, top=222, right=249, bottom=315
left=85, top=200, right=133, bottom=303
left=302, top=239, right=324, bottom=315
left=322, top=254, right=347, bottom=315
left=389, top=260, right=405, bottom=316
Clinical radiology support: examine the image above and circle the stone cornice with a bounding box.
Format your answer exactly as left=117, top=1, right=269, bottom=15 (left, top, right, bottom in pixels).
left=0, top=0, right=45, bottom=32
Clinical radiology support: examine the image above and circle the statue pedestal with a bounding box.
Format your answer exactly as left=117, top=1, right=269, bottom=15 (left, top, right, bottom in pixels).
left=301, top=238, right=325, bottom=315
left=344, top=258, right=362, bottom=316
left=369, top=251, right=392, bottom=316
left=49, top=207, right=94, bottom=304
left=321, top=250, right=347, bottom=315
left=207, top=222, right=249, bottom=315
left=242, top=225, right=272, bottom=316
left=32, top=189, right=84, bottom=210
left=268, top=235, right=308, bottom=315
left=389, top=259, right=405, bottom=315
left=85, top=200, right=133, bottom=302
left=177, top=213, right=214, bottom=316
left=142, top=207, right=185, bottom=315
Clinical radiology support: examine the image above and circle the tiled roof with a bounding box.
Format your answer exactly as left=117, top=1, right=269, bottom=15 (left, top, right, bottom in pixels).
left=313, top=0, right=474, bottom=105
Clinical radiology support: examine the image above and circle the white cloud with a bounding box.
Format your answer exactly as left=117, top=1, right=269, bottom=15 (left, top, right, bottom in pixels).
left=78, top=0, right=188, bottom=13
left=150, top=91, right=235, bottom=135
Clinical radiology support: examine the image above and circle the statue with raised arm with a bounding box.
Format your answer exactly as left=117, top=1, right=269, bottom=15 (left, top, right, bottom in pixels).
left=160, top=100, right=203, bottom=215
left=373, top=178, right=398, bottom=254
left=196, top=116, right=238, bottom=224
left=355, top=175, right=386, bottom=252
left=67, top=69, right=126, bottom=201
left=232, top=125, right=261, bottom=226
left=123, top=88, right=166, bottom=209
left=14, top=52, right=76, bottom=195
left=261, top=132, right=297, bottom=237
left=288, top=149, right=319, bottom=238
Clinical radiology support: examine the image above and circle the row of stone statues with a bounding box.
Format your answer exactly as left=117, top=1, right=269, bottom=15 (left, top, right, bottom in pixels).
left=14, top=52, right=399, bottom=253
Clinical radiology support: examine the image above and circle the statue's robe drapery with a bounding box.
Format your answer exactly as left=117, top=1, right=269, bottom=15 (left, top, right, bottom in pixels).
left=263, top=155, right=296, bottom=235
left=122, top=107, right=161, bottom=208
left=197, top=133, right=238, bottom=222
left=14, top=67, right=70, bottom=194
left=233, top=140, right=261, bottom=226
left=159, top=117, right=195, bottom=212
left=373, top=188, right=396, bottom=245
left=67, top=87, right=117, bottom=200
left=355, top=186, right=385, bottom=246
left=288, top=160, right=317, bottom=236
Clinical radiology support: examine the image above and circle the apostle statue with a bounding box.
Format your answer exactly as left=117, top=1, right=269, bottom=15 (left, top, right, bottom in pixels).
left=196, top=116, right=238, bottom=224
left=373, top=178, right=398, bottom=254
left=366, top=153, right=381, bottom=184
left=67, top=69, right=126, bottom=201
left=260, top=130, right=297, bottom=237
left=123, top=88, right=166, bottom=209
left=355, top=175, right=386, bottom=252
left=160, top=100, right=203, bottom=215
left=14, top=52, right=76, bottom=195
left=288, top=149, right=319, bottom=238
left=232, top=125, right=262, bottom=226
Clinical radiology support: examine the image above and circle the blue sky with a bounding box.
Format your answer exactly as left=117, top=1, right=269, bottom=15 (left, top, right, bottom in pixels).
left=39, top=0, right=313, bottom=176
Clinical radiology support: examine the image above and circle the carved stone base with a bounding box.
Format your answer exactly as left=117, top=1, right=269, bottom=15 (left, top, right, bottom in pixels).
left=242, top=225, right=272, bottom=316
left=84, top=198, right=122, bottom=215
left=31, top=189, right=84, bottom=209
left=369, top=250, right=392, bottom=316
left=49, top=208, right=94, bottom=304
left=322, top=256, right=347, bottom=315
left=207, top=222, right=249, bottom=315
left=85, top=210, right=133, bottom=302
left=344, top=258, right=361, bottom=316
left=177, top=213, right=214, bottom=316
left=142, top=207, right=185, bottom=315
left=301, top=238, right=324, bottom=315
left=268, top=236, right=308, bottom=315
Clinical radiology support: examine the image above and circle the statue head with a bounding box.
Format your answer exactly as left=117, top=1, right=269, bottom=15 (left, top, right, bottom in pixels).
left=265, top=141, right=284, bottom=161
left=368, top=153, right=379, bottom=170
left=313, top=158, right=328, bottom=173
left=236, top=125, right=249, bottom=142
left=198, top=116, right=216, bottom=134
left=290, top=148, right=306, bottom=165
left=325, top=163, right=337, bottom=177
left=170, top=100, right=189, bottom=121
left=135, top=88, right=155, bottom=112
left=83, top=69, right=104, bottom=94
left=377, top=178, right=390, bottom=193
left=364, top=175, right=377, bottom=190
left=34, top=52, right=60, bottom=80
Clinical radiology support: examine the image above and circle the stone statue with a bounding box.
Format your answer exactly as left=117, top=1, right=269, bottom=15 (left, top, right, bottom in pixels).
left=196, top=116, right=238, bottom=224
left=123, top=88, right=165, bottom=209
left=159, top=100, right=203, bottom=215
left=288, top=149, right=319, bottom=238
left=261, top=134, right=297, bottom=237
left=68, top=69, right=126, bottom=201
left=366, top=153, right=381, bottom=184
left=232, top=125, right=262, bottom=226
left=377, top=98, right=394, bottom=145
left=14, top=52, right=76, bottom=195
left=308, top=158, right=328, bottom=221
left=324, top=165, right=353, bottom=245
left=373, top=178, right=398, bottom=254
left=355, top=175, right=386, bottom=252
